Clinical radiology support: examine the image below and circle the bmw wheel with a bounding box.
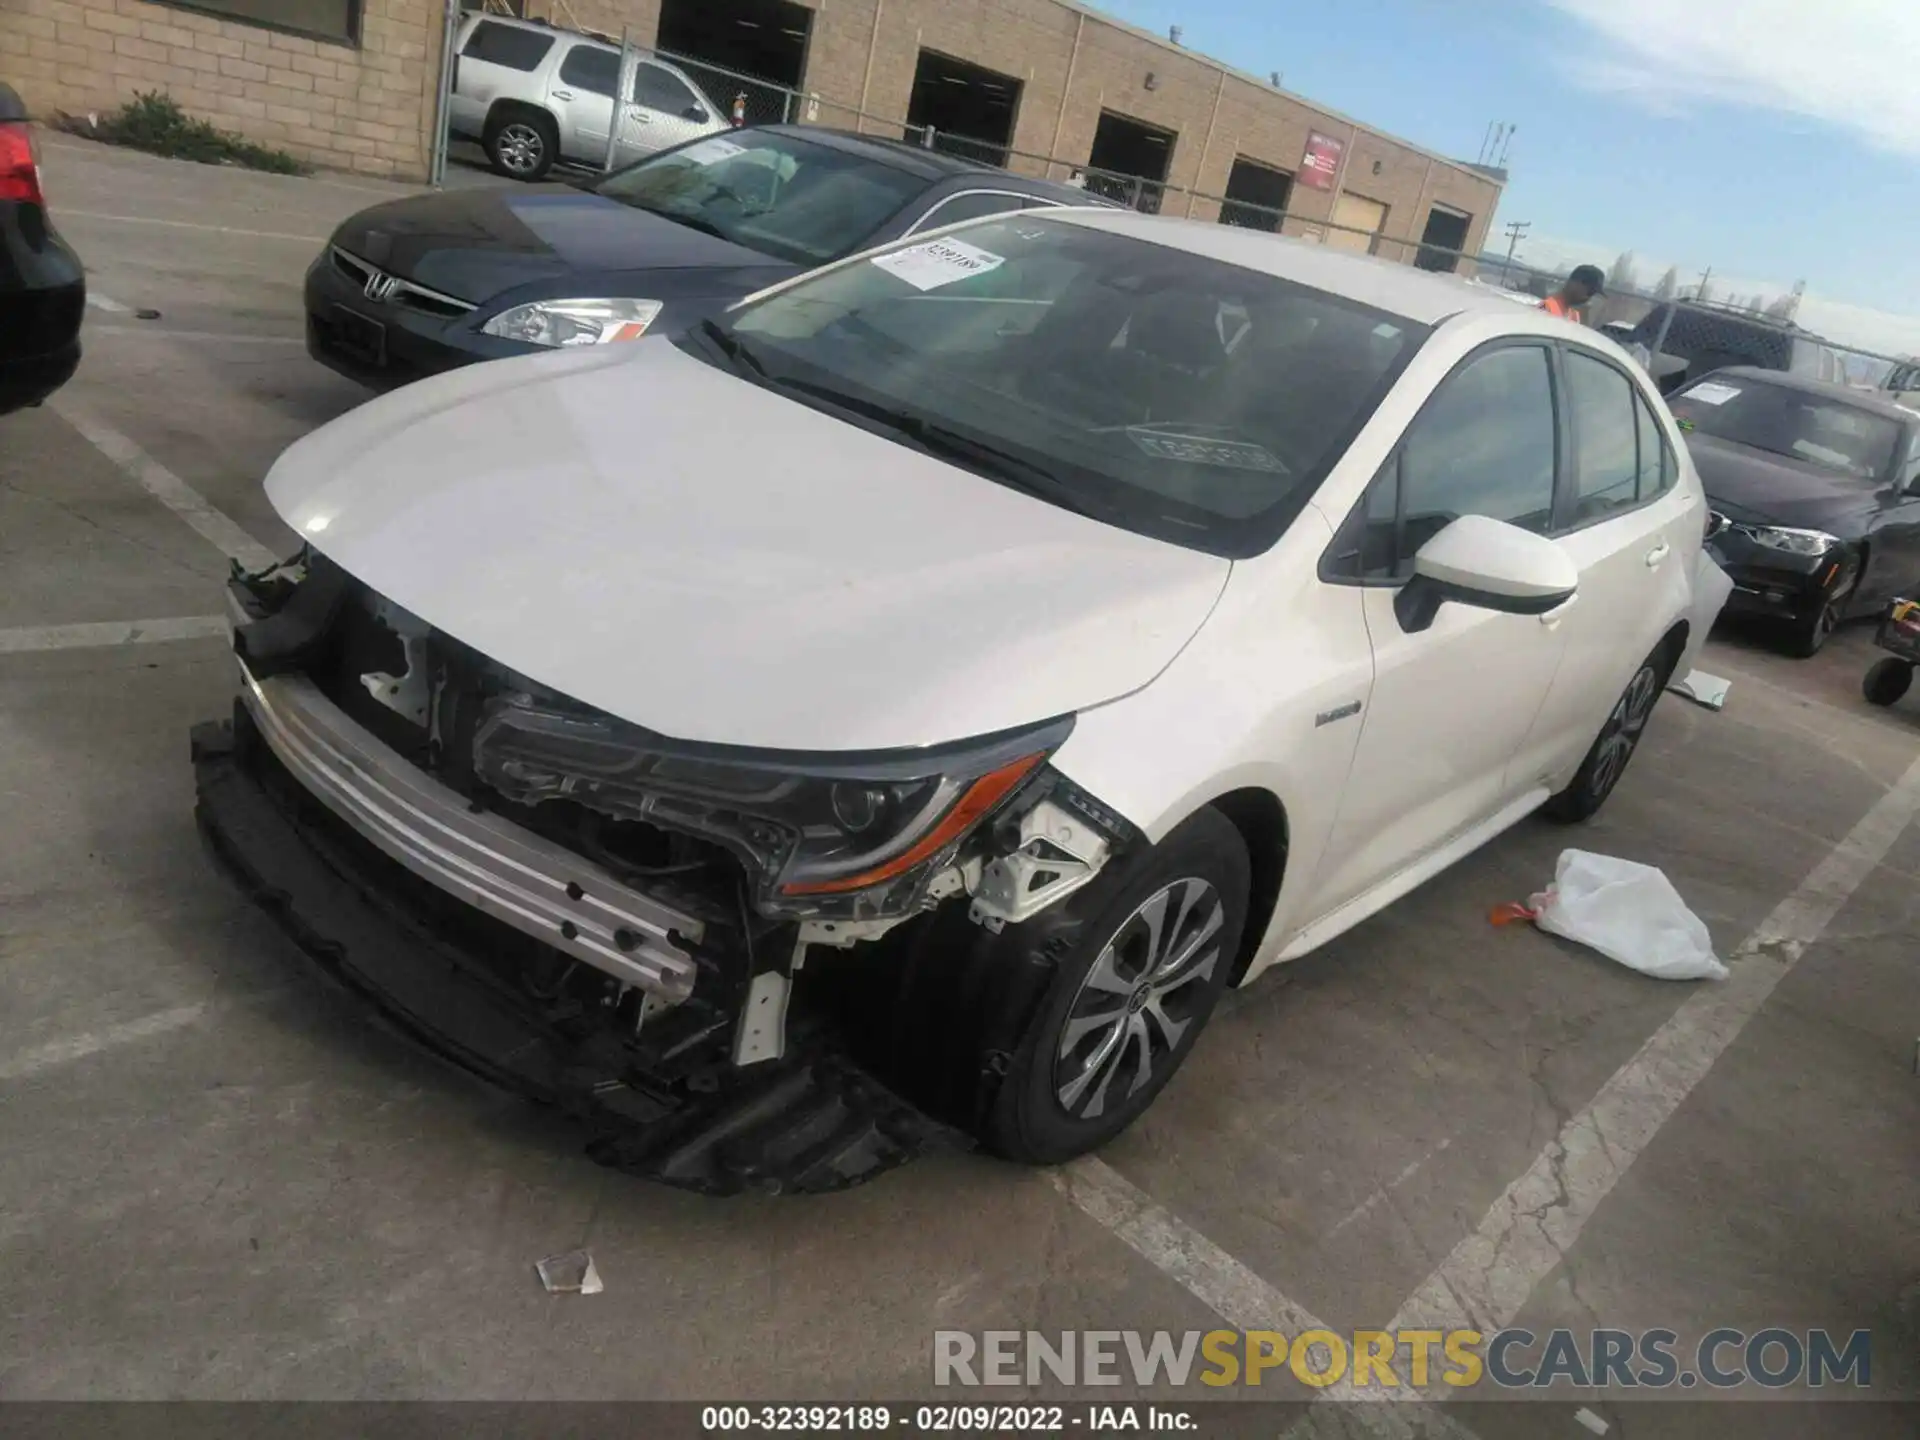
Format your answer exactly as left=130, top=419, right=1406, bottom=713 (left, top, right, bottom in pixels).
left=1544, top=644, right=1673, bottom=823
left=1785, top=548, right=1860, bottom=658
left=983, top=808, right=1249, bottom=1164
left=486, top=113, right=556, bottom=182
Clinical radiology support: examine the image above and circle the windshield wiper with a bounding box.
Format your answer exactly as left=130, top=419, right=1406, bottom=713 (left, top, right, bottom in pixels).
left=768, top=377, right=1109, bottom=521
left=696, top=318, right=768, bottom=380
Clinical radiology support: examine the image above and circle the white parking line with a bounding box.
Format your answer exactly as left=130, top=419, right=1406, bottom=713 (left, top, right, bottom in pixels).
left=47, top=398, right=279, bottom=572
left=57, top=209, right=329, bottom=243
left=0, top=616, right=229, bottom=654
left=1052, top=1159, right=1481, bottom=1437
left=1366, top=749, right=1920, bottom=1397
left=86, top=292, right=131, bottom=313
left=0, top=1003, right=211, bottom=1082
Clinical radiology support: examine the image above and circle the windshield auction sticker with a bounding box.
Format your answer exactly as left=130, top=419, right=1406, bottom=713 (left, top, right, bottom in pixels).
left=1682, top=381, right=1742, bottom=405
left=870, top=238, right=1006, bottom=291
left=681, top=137, right=747, bottom=165
left=1128, top=429, right=1287, bottom=473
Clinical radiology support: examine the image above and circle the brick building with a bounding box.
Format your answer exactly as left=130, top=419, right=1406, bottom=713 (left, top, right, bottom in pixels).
left=0, top=0, right=1503, bottom=265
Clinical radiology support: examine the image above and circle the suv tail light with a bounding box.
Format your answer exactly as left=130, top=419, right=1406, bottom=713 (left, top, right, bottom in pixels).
left=0, top=120, right=45, bottom=206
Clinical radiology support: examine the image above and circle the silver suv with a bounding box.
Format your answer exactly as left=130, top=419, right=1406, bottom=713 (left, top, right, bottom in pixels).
left=447, top=15, right=728, bottom=182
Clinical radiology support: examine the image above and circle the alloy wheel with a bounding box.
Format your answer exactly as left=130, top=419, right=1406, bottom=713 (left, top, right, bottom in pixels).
left=1053, top=877, right=1225, bottom=1121
left=1588, top=663, right=1660, bottom=802
left=496, top=123, right=545, bottom=175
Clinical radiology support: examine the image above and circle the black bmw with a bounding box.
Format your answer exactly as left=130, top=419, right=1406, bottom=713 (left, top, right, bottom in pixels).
left=1, top=82, right=84, bottom=417
left=1673, top=367, right=1920, bottom=656
left=305, top=125, right=1109, bottom=391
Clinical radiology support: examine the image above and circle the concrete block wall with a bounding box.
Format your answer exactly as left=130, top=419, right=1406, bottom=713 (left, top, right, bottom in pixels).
left=0, top=0, right=444, bottom=179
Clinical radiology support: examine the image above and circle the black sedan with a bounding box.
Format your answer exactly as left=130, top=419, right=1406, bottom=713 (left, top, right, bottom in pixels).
left=1674, top=367, right=1920, bottom=655
left=306, top=125, right=1110, bottom=390
left=1, top=82, right=84, bottom=417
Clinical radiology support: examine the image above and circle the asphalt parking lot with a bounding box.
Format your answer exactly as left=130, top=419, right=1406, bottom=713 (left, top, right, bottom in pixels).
left=4, top=137, right=1919, bottom=1434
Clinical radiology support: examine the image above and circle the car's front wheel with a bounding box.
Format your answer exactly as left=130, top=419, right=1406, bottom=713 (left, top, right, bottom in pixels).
left=1544, top=642, right=1674, bottom=823
left=1785, top=548, right=1861, bottom=658
left=982, top=807, right=1249, bottom=1164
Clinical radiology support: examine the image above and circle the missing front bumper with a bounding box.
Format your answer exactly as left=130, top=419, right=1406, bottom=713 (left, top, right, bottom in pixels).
left=191, top=709, right=957, bottom=1195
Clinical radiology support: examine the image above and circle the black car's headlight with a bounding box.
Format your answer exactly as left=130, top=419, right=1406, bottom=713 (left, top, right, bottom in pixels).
left=1735, top=524, right=1839, bottom=557
left=472, top=695, right=1071, bottom=920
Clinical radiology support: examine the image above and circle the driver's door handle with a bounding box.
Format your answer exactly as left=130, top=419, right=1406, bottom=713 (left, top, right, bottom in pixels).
left=1645, top=542, right=1670, bottom=568
left=551, top=88, right=574, bottom=100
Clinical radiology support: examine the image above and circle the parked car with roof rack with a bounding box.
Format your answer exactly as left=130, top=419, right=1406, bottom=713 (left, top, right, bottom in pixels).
left=1623, top=299, right=1844, bottom=396
left=448, top=13, right=728, bottom=181
left=305, top=124, right=1114, bottom=390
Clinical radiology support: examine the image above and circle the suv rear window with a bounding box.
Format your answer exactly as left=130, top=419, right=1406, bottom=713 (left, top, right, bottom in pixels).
left=463, top=21, right=555, bottom=71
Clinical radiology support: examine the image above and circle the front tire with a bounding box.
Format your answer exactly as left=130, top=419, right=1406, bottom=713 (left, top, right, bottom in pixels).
left=1544, top=643, right=1674, bottom=824
left=982, top=808, right=1249, bottom=1164
left=1784, top=549, right=1860, bottom=658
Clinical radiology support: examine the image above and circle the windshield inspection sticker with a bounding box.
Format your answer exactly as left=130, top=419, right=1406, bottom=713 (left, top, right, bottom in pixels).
left=870, top=238, right=1005, bottom=291
left=681, top=136, right=747, bottom=165
left=1127, top=429, right=1286, bottom=473
left=1683, top=381, right=1742, bottom=406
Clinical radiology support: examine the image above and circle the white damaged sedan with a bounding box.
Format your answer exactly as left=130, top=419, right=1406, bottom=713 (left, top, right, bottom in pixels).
left=193, top=209, right=1709, bottom=1193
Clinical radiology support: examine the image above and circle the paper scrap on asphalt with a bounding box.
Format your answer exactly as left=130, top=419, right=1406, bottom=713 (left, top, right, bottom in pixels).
left=1574, top=1409, right=1610, bottom=1435
left=871, top=238, right=1005, bottom=291
left=535, top=1250, right=604, bottom=1295
left=1684, top=381, right=1741, bottom=405
left=1668, top=669, right=1731, bottom=710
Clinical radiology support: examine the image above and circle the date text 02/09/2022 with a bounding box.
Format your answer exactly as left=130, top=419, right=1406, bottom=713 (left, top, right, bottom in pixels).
left=700, top=1405, right=1197, bottom=1432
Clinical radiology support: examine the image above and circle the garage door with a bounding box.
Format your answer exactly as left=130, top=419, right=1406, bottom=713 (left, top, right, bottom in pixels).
left=1327, top=193, right=1387, bottom=253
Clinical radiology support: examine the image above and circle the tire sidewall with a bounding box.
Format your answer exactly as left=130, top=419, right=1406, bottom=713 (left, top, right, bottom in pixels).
left=488, top=114, right=555, bottom=181
left=988, top=807, right=1251, bottom=1164
left=1548, top=642, right=1676, bottom=822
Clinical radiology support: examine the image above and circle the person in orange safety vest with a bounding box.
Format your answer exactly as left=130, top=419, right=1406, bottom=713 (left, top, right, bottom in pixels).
left=1542, top=264, right=1605, bottom=323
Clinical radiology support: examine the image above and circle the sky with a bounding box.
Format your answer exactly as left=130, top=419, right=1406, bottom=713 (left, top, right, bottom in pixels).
left=1088, top=0, right=1920, bottom=357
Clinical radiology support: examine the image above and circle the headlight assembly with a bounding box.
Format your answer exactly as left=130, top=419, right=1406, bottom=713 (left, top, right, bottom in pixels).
left=471, top=695, right=1072, bottom=920
left=481, top=297, right=663, bottom=347
left=1740, top=525, right=1839, bottom=557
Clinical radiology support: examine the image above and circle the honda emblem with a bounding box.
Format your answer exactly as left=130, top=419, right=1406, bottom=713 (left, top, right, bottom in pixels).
left=362, top=270, right=401, bottom=303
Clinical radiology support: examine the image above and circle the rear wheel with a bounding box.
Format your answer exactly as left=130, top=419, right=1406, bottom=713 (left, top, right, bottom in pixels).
left=1544, top=642, right=1674, bottom=823
left=485, top=110, right=556, bottom=181
left=1863, top=658, right=1913, bottom=707
left=1784, top=549, right=1860, bottom=658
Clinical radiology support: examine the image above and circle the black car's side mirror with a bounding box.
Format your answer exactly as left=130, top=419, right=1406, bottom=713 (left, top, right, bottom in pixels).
left=683, top=105, right=709, bottom=123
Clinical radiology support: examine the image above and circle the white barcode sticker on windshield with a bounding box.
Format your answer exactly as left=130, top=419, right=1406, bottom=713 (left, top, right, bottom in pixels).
left=870, top=238, right=1005, bottom=291
left=680, top=137, right=746, bottom=165
left=1684, top=381, right=1742, bottom=405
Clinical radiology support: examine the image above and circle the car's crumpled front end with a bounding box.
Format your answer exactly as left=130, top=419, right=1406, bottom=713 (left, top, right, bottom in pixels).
left=192, top=548, right=1139, bottom=1194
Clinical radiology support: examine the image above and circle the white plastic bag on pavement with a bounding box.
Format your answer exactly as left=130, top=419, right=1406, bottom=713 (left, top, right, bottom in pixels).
left=1528, top=850, right=1728, bottom=981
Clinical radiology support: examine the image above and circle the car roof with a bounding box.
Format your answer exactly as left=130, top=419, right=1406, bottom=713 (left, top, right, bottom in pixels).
left=1041, top=209, right=1530, bottom=325
left=1696, top=366, right=1919, bottom=421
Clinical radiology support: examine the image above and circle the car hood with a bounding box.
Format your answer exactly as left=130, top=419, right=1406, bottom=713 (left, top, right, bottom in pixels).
left=263, top=341, right=1231, bottom=752
left=1686, top=433, right=1879, bottom=533
left=331, top=187, right=795, bottom=304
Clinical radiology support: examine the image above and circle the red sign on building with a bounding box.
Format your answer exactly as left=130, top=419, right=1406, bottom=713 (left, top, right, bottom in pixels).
left=1298, top=131, right=1344, bottom=191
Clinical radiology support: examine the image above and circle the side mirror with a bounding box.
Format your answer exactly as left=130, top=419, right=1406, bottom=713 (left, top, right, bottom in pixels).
left=1394, top=514, right=1578, bottom=634
left=683, top=105, right=709, bottom=123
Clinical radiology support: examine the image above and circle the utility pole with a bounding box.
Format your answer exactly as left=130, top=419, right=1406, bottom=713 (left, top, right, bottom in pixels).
left=1695, top=265, right=1713, bottom=302
left=1501, top=220, right=1530, bottom=283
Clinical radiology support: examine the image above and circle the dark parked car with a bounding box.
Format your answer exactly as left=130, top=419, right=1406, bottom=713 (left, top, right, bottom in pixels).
left=0, top=83, right=84, bottom=416
left=306, top=125, right=1113, bottom=390
left=1625, top=300, right=1844, bottom=396
left=1675, top=367, right=1920, bottom=655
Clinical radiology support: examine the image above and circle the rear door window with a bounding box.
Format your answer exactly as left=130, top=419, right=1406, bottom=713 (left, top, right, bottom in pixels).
left=633, top=62, right=699, bottom=114
left=1564, top=351, right=1640, bottom=522
left=558, top=44, right=619, bottom=98
left=462, top=21, right=554, bottom=71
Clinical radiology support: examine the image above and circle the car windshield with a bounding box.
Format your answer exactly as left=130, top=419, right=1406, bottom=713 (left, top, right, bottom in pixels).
left=695, top=216, right=1428, bottom=557
left=593, top=132, right=927, bottom=267
left=1669, top=377, right=1900, bottom=481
